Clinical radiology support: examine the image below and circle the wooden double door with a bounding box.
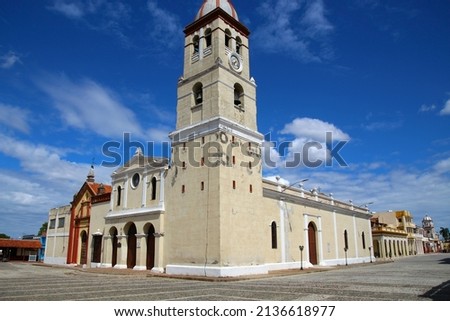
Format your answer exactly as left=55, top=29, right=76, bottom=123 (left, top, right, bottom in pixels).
left=308, top=222, right=318, bottom=265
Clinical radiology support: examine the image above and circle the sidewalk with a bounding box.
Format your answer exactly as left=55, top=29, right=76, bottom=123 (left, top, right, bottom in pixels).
left=33, top=259, right=393, bottom=282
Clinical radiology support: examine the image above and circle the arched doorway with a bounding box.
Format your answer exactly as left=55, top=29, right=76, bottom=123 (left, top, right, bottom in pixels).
left=146, top=224, right=155, bottom=270
left=80, top=231, right=88, bottom=265
left=127, top=223, right=137, bottom=269
left=110, top=227, right=118, bottom=267
left=308, top=222, right=318, bottom=265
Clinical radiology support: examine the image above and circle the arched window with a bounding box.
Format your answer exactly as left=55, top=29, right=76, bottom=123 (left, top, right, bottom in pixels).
left=193, top=83, right=203, bottom=105
left=151, top=177, right=157, bottom=200
left=344, top=230, right=349, bottom=250
left=225, top=29, right=232, bottom=48
left=236, top=36, right=242, bottom=54
left=193, top=35, right=200, bottom=53
left=234, top=83, right=244, bottom=107
left=117, top=186, right=122, bottom=206
left=205, top=28, right=212, bottom=47
left=362, top=232, right=366, bottom=249
left=271, top=221, right=277, bottom=249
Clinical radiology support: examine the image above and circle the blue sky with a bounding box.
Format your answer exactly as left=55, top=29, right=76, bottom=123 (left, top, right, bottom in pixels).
left=0, top=0, right=449, bottom=238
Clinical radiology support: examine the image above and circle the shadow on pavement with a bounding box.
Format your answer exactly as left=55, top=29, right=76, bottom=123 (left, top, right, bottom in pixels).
left=439, top=257, right=450, bottom=265
left=420, top=280, right=450, bottom=301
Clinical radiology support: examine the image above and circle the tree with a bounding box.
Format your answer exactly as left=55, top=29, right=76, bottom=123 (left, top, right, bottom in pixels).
left=38, top=222, right=48, bottom=236
left=440, top=227, right=450, bottom=241
left=0, top=233, right=10, bottom=239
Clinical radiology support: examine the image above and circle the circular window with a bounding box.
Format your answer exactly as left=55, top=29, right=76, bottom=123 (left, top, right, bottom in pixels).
left=131, top=173, right=140, bottom=188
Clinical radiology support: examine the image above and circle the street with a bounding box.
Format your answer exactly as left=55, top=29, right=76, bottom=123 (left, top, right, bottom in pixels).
left=0, top=253, right=449, bottom=301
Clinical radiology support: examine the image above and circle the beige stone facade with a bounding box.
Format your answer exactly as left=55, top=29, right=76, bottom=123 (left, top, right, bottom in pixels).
left=99, top=151, right=168, bottom=271
left=45, top=2, right=374, bottom=277
left=44, top=205, right=71, bottom=265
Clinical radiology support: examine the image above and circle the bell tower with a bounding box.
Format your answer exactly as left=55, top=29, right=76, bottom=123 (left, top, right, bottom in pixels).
left=166, top=0, right=265, bottom=276
left=175, top=0, right=257, bottom=131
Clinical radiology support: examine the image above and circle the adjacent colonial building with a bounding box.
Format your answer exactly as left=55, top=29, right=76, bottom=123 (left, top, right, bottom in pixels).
left=44, top=204, right=71, bottom=265
left=66, top=167, right=111, bottom=266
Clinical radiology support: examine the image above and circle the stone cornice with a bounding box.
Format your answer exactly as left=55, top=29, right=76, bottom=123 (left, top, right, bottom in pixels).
left=178, top=61, right=257, bottom=89
left=263, top=188, right=372, bottom=219
left=169, top=116, right=264, bottom=145
left=184, top=8, right=250, bottom=37
left=106, top=206, right=164, bottom=220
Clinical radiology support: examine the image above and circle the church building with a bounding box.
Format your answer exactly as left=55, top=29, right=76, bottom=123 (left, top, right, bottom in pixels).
left=51, top=0, right=374, bottom=277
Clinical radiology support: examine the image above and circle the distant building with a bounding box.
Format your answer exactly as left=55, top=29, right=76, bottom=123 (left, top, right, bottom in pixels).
left=0, top=239, right=41, bottom=261
left=422, top=214, right=441, bottom=253
left=371, top=210, right=424, bottom=258
left=44, top=204, right=71, bottom=265
left=22, top=234, right=46, bottom=261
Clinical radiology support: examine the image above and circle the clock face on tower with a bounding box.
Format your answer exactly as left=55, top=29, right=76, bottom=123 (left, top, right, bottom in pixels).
left=228, top=52, right=243, bottom=73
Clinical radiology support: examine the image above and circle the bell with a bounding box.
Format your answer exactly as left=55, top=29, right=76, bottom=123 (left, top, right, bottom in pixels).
left=196, top=92, right=202, bottom=104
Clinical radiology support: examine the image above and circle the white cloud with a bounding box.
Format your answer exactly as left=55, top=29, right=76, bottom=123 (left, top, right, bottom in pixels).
left=418, top=104, right=436, bottom=113
left=434, top=157, right=450, bottom=173
left=0, top=103, right=31, bottom=134
left=36, top=75, right=147, bottom=139
left=262, top=140, right=284, bottom=169
left=48, top=1, right=132, bottom=46
left=301, top=0, right=334, bottom=37
left=147, top=1, right=181, bottom=49
left=0, top=51, right=22, bottom=69
left=262, top=118, right=350, bottom=169
left=363, top=120, right=403, bottom=131
left=281, top=117, right=350, bottom=141
left=253, top=0, right=334, bottom=62
left=0, top=134, right=113, bottom=238
left=439, top=99, right=450, bottom=116
left=50, top=1, right=86, bottom=19
left=146, top=126, right=171, bottom=142
left=0, top=171, right=55, bottom=237
left=0, top=133, right=89, bottom=182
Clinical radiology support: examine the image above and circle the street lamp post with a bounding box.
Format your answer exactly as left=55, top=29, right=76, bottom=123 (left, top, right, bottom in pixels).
left=299, top=245, right=304, bottom=270
left=279, top=178, right=309, bottom=193
left=344, top=247, right=348, bottom=266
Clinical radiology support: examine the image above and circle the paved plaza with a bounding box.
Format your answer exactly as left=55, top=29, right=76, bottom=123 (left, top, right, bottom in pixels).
left=0, top=254, right=449, bottom=301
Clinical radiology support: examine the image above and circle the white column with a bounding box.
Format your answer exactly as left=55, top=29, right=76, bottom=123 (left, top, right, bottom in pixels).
left=159, top=170, right=165, bottom=208
left=199, top=28, right=204, bottom=59
left=276, top=182, right=286, bottom=263
left=368, top=219, right=374, bottom=260
left=123, top=176, right=128, bottom=209
left=303, top=214, right=309, bottom=262
left=102, top=236, right=112, bottom=268
left=115, top=234, right=127, bottom=269
left=110, top=187, right=114, bottom=211
left=134, top=234, right=147, bottom=271
left=279, top=200, right=286, bottom=263
left=353, top=214, right=359, bottom=258
left=333, top=211, right=338, bottom=260
left=141, top=172, right=147, bottom=208
left=317, top=216, right=324, bottom=265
